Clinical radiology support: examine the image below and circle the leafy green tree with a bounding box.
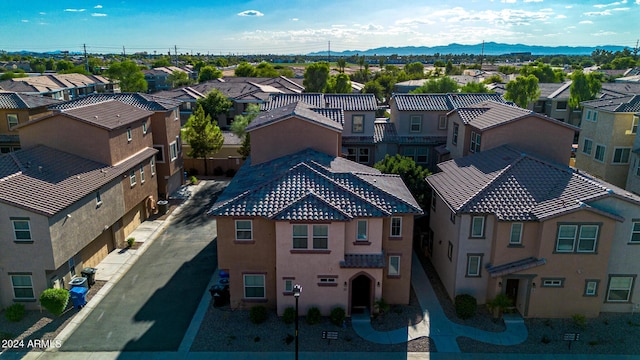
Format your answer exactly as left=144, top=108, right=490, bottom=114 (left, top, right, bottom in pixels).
left=45, top=58, right=55, bottom=71
left=231, top=103, right=260, bottom=159
left=497, top=65, right=518, bottom=75
left=520, top=61, right=564, bottom=83
left=374, top=154, right=432, bottom=209
left=483, top=74, right=504, bottom=84
left=58, top=65, right=90, bottom=75
left=363, top=81, right=384, bottom=102
left=411, top=76, right=459, bottom=94
left=153, top=56, right=172, bottom=67
left=197, top=89, right=232, bottom=120
left=198, top=65, right=222, bottom=82
left=167, top=70, right=194, bottom=88
left=569, top=70, right=602, bottom=109
left=337, top=58, right=347, bottom=73
left=255, top=62, right=279, bottom=77
left=326, top=73, right=352, bottom=94
left=213, top=58, right=228, bottom=68
left=183, top=104, right=224, bottom=175
left=55, top=60, right=74, bottom=72
left=303, top=62, right=330, bottom=92
left=404, top=62, right=425, bottom=79
left=1, top=71, right=28, bottom=80
left=504, top=75, right=541, bottom=108
left=460, top=82, right=492, bottom=93
left=610, top=56, right=637, bottom=70
left=107, top=60, right=148, bottom=92
left=274, top=65, right=294, bottom=77
left=235, top=62, right=256, bottom=77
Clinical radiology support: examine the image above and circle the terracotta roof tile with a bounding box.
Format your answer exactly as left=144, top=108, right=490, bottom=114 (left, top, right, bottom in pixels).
left=340, top=253, right=385, bottom=268
left=247, top=101, right=343, bottom=132
left=392, top=93, right=505, bottom=111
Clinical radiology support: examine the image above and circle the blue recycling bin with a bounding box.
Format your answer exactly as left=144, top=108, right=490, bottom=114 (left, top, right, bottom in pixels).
left=69, top=287, right=88, bottom=309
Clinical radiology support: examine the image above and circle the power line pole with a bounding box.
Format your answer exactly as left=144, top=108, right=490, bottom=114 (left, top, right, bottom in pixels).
left=122, top=46, right=126, bottom=57
left=84, top=44, right=89, bottom=73
left=174, top=45, right=178, bottom=66
left=480, top=40, right=485, bottom=69
left=328, top=41, right=331, bottom=64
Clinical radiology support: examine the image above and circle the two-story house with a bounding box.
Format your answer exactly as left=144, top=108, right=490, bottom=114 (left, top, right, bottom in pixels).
left=208, top=101, right=422, bottom=316
left=0, top=92, right=61, bottom=153
left=626, top=112, right=640, bottom=195
left=0, top=73, right=119, bottom=101
left=575, top=95, right=640, bottom=189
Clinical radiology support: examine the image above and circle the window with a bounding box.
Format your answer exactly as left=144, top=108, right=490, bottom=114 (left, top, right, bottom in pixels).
left=357, top=220, right=367, bottom=241
left=346, top=147, right=370, bottom=164
left=68, top=257, right=76, bottom=277
left=402, top=147, right=428, bottom=164
left=410, top=116, right=422, bottom=132
left=471, top=216, right=485, bottom=238
left=391, top=217, right=402, bottom=237
left=389, top=256, right=400, bottom=276
left=438, top=115, right=447, bottom=130
left=173, top=109, right=179, bottom=120
left=582, top=138, right=593, bottom=155
left=292, top=225, right=308, bottom=249
left=584, top=280, right=599, bottom=296
left=607, top=275, right=634, bottom=302
left=319, top=277, right=337, bottom=285
left=594, top=144, right=606, bottom=162
left=466, top=254, right=482, bottom=277
left=129, top=169, right=136, bottom=186
left=243, top=274, right=265, bottom=299
left=153, top=145, right=165, bottom=163
left=175, top=135, right=181, bottom=153
left=11, top=275, right=34, bottom=300
left=169, top=141, right=178, bottom=161
left=510, top=223, right=523, bottom=245
left=150, top=157, right=156, bottom=175
left=96, top=191, right=102, bottom=205
left=284, top=279, right=293, bottom=293
left=470, top=131, right=481, bottom=153
left=7, top=114, right=18, bottom=129
left=127, top=127, right=132, bottom=142
left=631, top=220, right=640, bottom=243
left=313, top=225, right=328, bottom=249
left=555, top=224, right=599, bottom=253
left=352, top=115, right=364, bottom=133
left=12, top=218, right=32, bottom=241
left=612, top=148, right=631, bottom=164
left=632, top=116, right=639, bottom=134
left=586, top=110, right=592, bottom=121
left=592, top=111, right=598, bottom=122
left=142, top=122, right=148, bottom=134
left=556, top=101, right=567, bottom=110
left=452, top=123, right=459, bottom=145
left=235, top=220, right=253, bottom=240
left=542, top=278, right=564, bottom=287
left=139, top=165, right=145, bottom=183
left=447, top=241, right=453, bottom=261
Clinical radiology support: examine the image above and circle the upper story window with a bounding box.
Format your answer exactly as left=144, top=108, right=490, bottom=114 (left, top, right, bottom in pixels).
left=470, top=216, right=485, bottom=238
left=556, top=101, right=567, bottom=110
left=7, top=114, right=19, bottom=130
left=150, top=157, right=156, bottom=176
left=470, top=131, right=481, bottom=153
left=312, top=225, right=329, bottom=249
left=154, top=145, right=165, bottom=163
left=466, top=254, right=482, bottom=277
left=96, top=190, right=102, bottom=206
left=410, top=116, right=422, bottom=132
left=452, top=123, right=459, bottom=145
left=630, top=220, right=640, bottom=243
left=582, top=138, right=593, bottom=155
left=170, top=141, right=178, bottom=161
left=235, top=220, right=253, bottom=241
left=592, top=111, right=598, bottom=122
left=129, top=169, right=136, bottom=186
left=438, top=115, right=447, bottom=130
left=390, top=217, right=402, bottom=237
left=142, top=122, right=148, bottom=134
left=586, top=110, right=592, bottom=121
left=388, top=255, right=400, bottom=276
left=11, top=218, right=32, bottom=242
left=140, top=164, right=145, bottom=183
left=357, top=220, right=368, bottom=241
left=509, top=223, right=523, bottom=245
left=632, top=116, right=639, bottom=134
left=352, top=115, right=364, bottom=133
left=292, top=224, right=308, bottom=249
left=612, top=147, right=631, bottom=164
left=127, top=127, right=132, bottom=142
left=594, top=144, right=606, bottom=162
left=555, top=224, right=599, bottom=253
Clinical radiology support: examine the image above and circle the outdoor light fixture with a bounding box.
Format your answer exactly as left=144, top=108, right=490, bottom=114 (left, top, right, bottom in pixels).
left=498, top=281, right=502, bottom=288
left=532, top=282, right=536, bottom=289
left=377, top=281, right=381, bottom=287
left=293, top=284, right=302, bottom=360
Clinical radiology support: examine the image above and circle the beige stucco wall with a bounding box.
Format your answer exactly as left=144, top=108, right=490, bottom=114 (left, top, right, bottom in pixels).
left=428, top=194, right=460, bottom=300
left=453, top=214, right=495, bottom=303
left=381, top=215, right=415, bottom=305
left=150, top=110, right=183, bottom=196
left=626, top=152, right=640, bottom=195
left=446, top=116, right=465, bottom=160
left=344, top=218, right=383, bottom=253
left=342, top=111, right=376, bottom=137
left=391, top=110, right=449, bottom=138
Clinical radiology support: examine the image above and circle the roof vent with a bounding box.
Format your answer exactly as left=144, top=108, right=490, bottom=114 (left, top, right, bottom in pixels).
left=94, top=115, right=98, bottom=119
left=117, top=114, right=120, bottom=117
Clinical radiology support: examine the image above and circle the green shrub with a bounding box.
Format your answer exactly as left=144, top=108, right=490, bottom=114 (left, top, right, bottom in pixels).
left=330, top=307, right=346, bottom=326
left=572, top=313, right=587, bottom=330
left=306, top=307, right=321, bottom=325
left=39, top=288, right=69, bottom=316
left=190, top=175, right=198, bottom=184
left=249, top=305, right=268, bottom=324
left=4, top=303, right=26, bottom=322
left=454, top=294, right=477, bottom=319
left=127, top=237, right=135, bottom=247
left=374, top=298, right=390, bottom=314
left=282, top=306, right=296, bottom=324
left=487, top=293, right=512, bottom=318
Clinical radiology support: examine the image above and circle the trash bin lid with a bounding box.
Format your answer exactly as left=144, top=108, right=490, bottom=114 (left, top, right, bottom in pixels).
left=81, top=267, right=96, bottom=274
left=69, top=287, right=88, bottom=295
left=69, top=277, right=87, bottom=285
left=157, top=200, right=169, bottom=205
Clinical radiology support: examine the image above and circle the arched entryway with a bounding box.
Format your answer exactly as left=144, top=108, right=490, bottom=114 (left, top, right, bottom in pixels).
left=350, top=273, right=373, bottom=314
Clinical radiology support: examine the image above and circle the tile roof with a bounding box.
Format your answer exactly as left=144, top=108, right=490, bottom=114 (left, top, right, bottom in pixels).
left=392, top=93, right=505, bottom=111
left=340, top=253, right=386, bottom=268
left=222, top=131, right=242, bottom=146
left=0, top=134, right=19, bottom=144
left=397, top=136, right=447, bottom=145
left=0, top=74, right=112, bottom=94
left=342, top=136, right=375, bottom=145
left=486, top=257, right=546, bottom=278
left=208, top=148, right=422, bottom=220
left=449, top=93, right=506, bottom=108
left=374, top=120, right=398, bottom=143
left=0, top=92, right=62, bottom=109
left=0, top=145, right=156, bottom=216
left=261, top=93, right=324, bottom=110
left=49, top=93, right=182, bottom=111
left=247, top=101, right=343, bottom=132
left=262, top=93, right=377, bottom=111
left=581, top=94, right=640, bottom=112
left=427, top=145, right=639, bottom=221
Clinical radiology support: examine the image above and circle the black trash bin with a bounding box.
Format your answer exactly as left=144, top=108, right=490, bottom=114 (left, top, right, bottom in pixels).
left=210, top=284, right=229, bottom=307
left=81, top=267, right=97, bottom=287
left=157, top=200, right=169, bottom=215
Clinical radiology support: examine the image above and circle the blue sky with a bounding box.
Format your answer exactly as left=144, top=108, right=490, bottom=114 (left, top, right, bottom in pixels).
left=1, top=0, right=639, bottom=54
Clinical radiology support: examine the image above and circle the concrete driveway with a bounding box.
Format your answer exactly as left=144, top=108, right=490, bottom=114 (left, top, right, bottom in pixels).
left=59, top=180, right=227, bottom=352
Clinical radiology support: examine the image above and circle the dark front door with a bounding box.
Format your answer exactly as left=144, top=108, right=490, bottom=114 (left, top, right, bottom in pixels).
left=505, top=279, right=519, bottom=306
left=351, top=275, right=371, bottom=312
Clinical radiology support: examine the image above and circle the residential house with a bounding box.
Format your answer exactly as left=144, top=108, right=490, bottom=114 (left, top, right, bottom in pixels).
left=575, top=95, right=640, bottom=189
left=626, top=112, right=640, bottom=195
left=144, top=66, right=197, bottom=93
left=0, top=73, right=119, bottom=101
left=0, top=92, right=61, bottom=153
left=208, top=101, right=422, bottom=316
left=1, top=100, right=160, bottom=309
left=48, top=93, right=184, bottom=198
left=426, top=145, right=640, bottom=318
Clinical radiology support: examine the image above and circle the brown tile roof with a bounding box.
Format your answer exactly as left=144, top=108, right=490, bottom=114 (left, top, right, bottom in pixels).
left=0, top=145, right=156, bottom=216
left=340, top=253, right=385, bottom=268
left=262, top=93, right=377, bottom=111
left=486, top=257, right=546, bottom=278
left=247, top=101, right=343, bottom=132
left=581, top=95, right=640, bottom=112
left=0, top=92, right=62, bottom=109
left=392, top=93, right=505, bottom=111
left=49, top=93, right=182, bottom=111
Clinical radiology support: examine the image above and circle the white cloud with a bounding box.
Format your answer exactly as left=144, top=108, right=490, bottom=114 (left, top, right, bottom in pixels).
left=555, top=14, right=567, bottom=19
left=592, top=30, right=617, bottom=36
left=565, top=5, right=573, bottom=8
left=579, top=20, right=594, bottom=24
left=524, top=0, right=544, bottom=2
left=39, top=12, right=46, bottom=15
left=94, top=5, right=103, bottom=9
left=91, top=13, right=107, bottom=17
left=612, top=7, right=631, bottom=10
left=21, top=19, right=29, bottom=23
left=64, top=8, right=86, bottom=12
left=501, top=0, right=517, bottom=3
left=398, top=7, right=554, bottom=27
left=584, top=10, right=612, bottom=15
left=291, top=18, right=299, bottom=21
left=594, top=1, right=626, bottom=7
left=237, top=10, right=264, bottom=17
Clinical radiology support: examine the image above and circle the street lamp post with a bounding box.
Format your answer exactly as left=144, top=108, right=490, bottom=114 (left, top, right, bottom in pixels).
left=293, top=284, right=302, bottom=360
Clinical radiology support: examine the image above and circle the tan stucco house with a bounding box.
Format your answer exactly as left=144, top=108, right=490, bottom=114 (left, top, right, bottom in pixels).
left=0, top=92, right=60, bottom=153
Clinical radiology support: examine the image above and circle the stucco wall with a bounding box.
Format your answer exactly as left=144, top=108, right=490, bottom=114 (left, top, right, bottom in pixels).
left=428, top=194, right=460, bottom=300
left=342, top=111, right=376, bottom=137
left=454, top=214, right=495, bottom=303
left=381, top=215, right=415, bottom=305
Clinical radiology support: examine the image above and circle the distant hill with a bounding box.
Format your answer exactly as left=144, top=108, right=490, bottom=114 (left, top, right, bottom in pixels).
left=308, top=42, right=629, bottom=56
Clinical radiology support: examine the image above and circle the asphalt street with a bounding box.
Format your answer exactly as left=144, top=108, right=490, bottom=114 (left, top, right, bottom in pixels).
left=59, top=181, right=226, bottom=352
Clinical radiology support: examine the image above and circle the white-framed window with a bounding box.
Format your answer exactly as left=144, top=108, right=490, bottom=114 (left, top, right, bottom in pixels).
left=555, top=224, right=599, bottom=253
left=318, top=277, right=337, bottom=285
left=594, top=144, right=606, bottom=162
left=606, top=275, right=634, bottom=302
left=150, top=157, right=156, bottom=175
left=142, top=122, right=148, bottom=134
left=10, top=274, right=34, bottom=300
left=389, top=255, right=400, bottom=276
left=284, top=279, right=293, bottom=293
left=470, top=216, right=485, bottom=238
left=410, top=115, right=422, bottom=132
left=352, top=115, right=364, bottom=133
left=169, top=141, right=178, bottom=161
left=452, top=123, right=459, bottom=145
left=243, top=274, right=265, bottom=299
left=438, top=115, right=447, bottom=130
left=592, top=111, right=598, bottom=122
left=312, top=225, right=328, bottom=249
left=510, top=223, right=523, bottom=245
left=585, top=109, right=592, bottom=121
left=631, top=220, right=640, bottom=243
left=173, top=109, right=179, bottom=120
left=390, top=217, right=402, bottom=237
left=7, top=113, right=18, bottom=129
left=175, top=135, right=181, bottom=153
left=292, top=224, right=308, bottom=249
left=556, top=101, right=567, bottom=110
left=466, top=254, right=482, bottom=277
left=542, top=278, right=564, bottom=287
left=96, top=190, right=102, bottom=205
left=127, top=127, right=132, bottom=142
left=357, top=220, right=367, bottom=241
left=129, top=169, right=136, bottom=186
left=584, top=280, right=599, bottom=296
left=12, top=218, right=32, bottom=242
left=612, top=147, right=631, bottom=164
left=235, top=220, right=253, bottom=240
left=470, top=131, right=481, bottom=153
left=140, top=164, right=145, bottom=183
left=582, top=138, right=593, bottom=155
left=153, top=145, right=165, bottom=163
left=632, top=115, right=639, bottom=134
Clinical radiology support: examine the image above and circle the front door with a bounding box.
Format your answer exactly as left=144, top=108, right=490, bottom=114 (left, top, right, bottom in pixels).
left=505, top=279, right=519, bottom=307
left=351, top=274, right=371, bottom=313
